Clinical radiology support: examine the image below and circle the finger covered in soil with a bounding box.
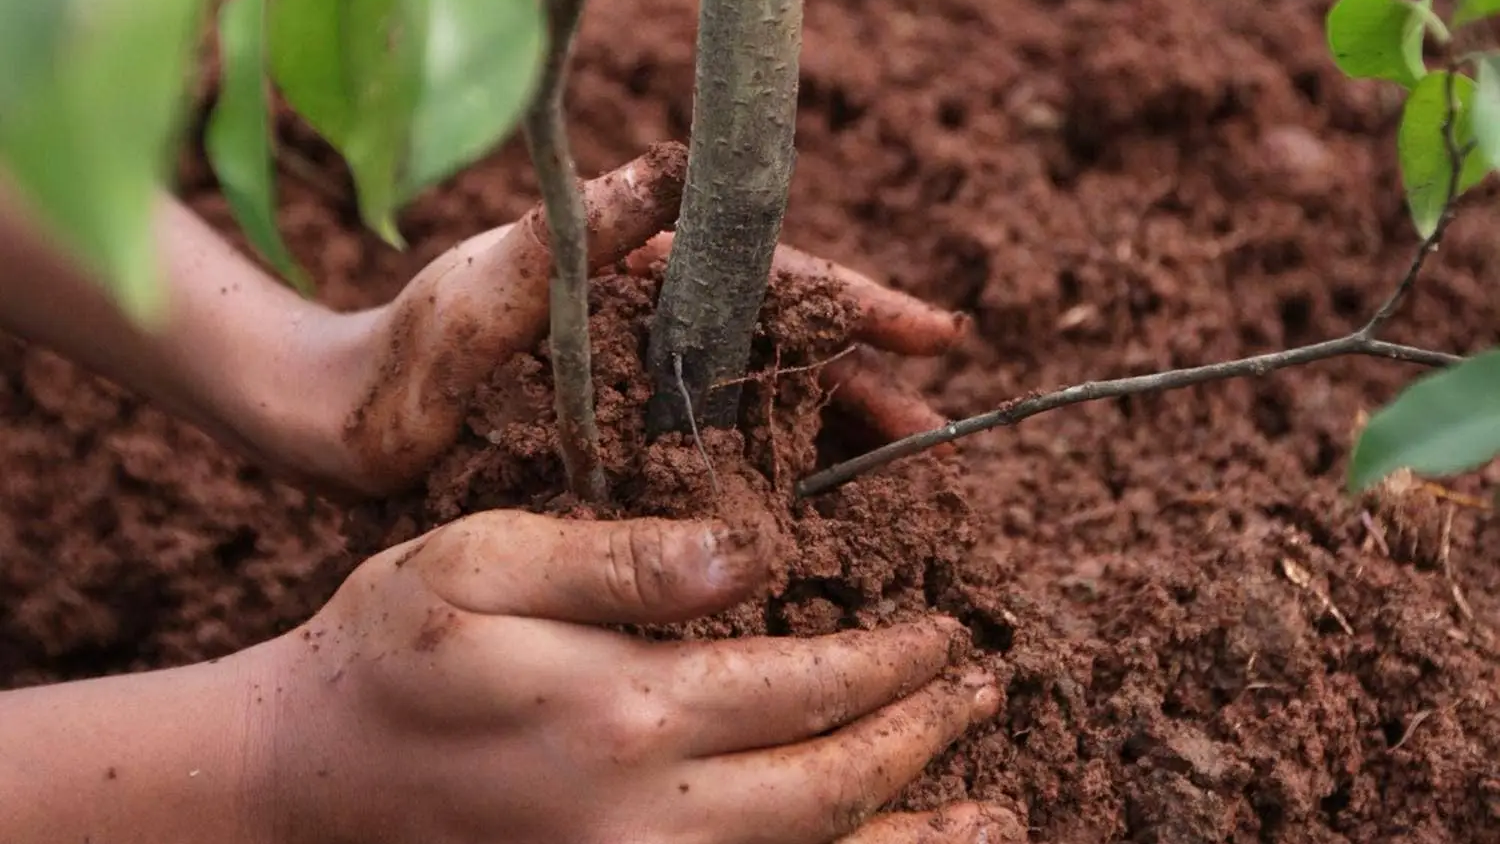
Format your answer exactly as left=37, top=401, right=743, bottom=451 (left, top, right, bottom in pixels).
left=338, top=143, right=690, bottom=495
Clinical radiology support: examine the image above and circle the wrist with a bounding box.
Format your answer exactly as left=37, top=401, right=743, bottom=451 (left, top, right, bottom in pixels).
left=214, top=304, right=382, bottom=494
left=0, top=642, right=282, bottom=844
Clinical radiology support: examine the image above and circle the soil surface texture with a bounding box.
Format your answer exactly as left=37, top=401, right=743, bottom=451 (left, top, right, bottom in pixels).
left=5, top=1, right=1500, bottom=841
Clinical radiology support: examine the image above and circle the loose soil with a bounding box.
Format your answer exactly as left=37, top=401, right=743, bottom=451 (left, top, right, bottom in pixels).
left=4, top=0, right=1500, bottom=841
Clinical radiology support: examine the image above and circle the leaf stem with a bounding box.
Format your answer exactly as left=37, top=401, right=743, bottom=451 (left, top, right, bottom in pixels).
left=523, top=0, right=607, bottom=503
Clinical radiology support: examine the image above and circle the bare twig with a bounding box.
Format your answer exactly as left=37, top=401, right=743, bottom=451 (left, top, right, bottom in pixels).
left=1361, top=64, right=1468, bottom=337
left=711, top=344, right=856, bottom=389
left=675, top=353, right=721, bottom=496
left=524, top=0, right=606, bottom=503
left=798, top=338, right=1460, bottom=496
left=795, top=70, right=1473, bottom=500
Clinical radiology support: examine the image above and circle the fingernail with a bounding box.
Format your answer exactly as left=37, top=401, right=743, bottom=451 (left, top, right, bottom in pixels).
left=703, top=523, right=770, bottom=593
left=971, top=804, right=1023, bottom=843
left=960, top=668, right=1001, bottom=720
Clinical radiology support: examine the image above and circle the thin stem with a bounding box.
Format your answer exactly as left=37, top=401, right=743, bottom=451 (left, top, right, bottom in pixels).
left=523, top=0, right=606, bottom=503
left=796, top=338, right=1460, bottom=497
left=1360, top=62, right=1465, bottom=337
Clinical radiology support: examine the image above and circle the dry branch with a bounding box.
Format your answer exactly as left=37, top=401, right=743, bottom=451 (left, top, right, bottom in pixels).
left=524, top=0, right=606, bottom=503
left=796, top=70, right=1472, bottom=499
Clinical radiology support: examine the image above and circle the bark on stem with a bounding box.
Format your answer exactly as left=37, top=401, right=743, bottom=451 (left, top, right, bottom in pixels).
left=523, top=0, right=606, bottom=502
left=795, top=337, right=1461, bottom=498
left=644, top=0, right=802, bottom=434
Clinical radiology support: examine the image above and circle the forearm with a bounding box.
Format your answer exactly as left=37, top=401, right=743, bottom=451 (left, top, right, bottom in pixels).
left=0, top=645, right=282, bottom=844
left=0, top=186, right=374, bottom=485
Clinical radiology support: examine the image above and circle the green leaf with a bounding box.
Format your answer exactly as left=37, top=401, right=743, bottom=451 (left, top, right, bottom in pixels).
left=1326, top=0, right=1430, bottom=88
left=1454, top=0, right=1500, bottom=27
left=265, top=0, right=545, bottom=247
left=0, top=0, right=205, bottom=325
left=1472, top=56, right=1500, bottom=170
left=0, top=2, right=67, bottom=114
left=1397, top=70, right=1491, bottom=237
left=402, top=0, right=547, bottom=197
left=267, top=0, right=422, bottom=246
left=1348, top=348, right=1500, bottom=492
left=206, top=0, right=312, bottom=296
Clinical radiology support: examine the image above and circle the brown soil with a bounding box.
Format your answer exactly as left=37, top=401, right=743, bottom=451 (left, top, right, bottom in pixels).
left=4, top=0, right=1500, bottom=841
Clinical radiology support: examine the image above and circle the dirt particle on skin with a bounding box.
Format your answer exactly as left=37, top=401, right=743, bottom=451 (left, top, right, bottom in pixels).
left=412, top=607, right=459, bottom=653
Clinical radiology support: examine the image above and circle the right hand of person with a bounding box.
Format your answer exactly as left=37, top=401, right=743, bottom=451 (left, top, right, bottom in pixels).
left=253, top=510, right=1021, bottom=843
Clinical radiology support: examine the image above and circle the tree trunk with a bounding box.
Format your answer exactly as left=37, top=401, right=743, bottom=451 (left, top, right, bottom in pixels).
left=644, top=0, right=802, bottom=434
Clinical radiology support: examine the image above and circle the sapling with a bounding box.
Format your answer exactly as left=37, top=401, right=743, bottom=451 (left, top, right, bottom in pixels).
left=644, top=0, right=803, bottom=435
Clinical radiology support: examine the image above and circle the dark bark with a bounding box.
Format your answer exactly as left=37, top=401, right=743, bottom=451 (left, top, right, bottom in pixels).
left=523, top=0, right=606, bottom=502
left=644, top=0, right=802, bottom=434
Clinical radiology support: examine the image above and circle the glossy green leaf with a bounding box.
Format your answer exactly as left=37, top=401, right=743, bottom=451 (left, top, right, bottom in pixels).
left=267, top=0, right=422, bottom=246
left=1454, top=0, right=1500, bottom=27
left=206, top=0, right=312, bottom=295
left=266, top=0, right=545, bottom=247
left=0, top=0, right=204, bottom=325
left=1349, top=348, right=1500, bottom=492
left=402, top=0, right=547, bottom=197
left=1472, top=56, right=1500, bottom=171
left=1326, top=0, right=1429, bottom=88
left=1397, top=70, right=1491, bottom=237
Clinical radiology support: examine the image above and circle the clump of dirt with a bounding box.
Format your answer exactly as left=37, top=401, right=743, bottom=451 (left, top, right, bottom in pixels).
left=345, top=262, right=977, bottom=641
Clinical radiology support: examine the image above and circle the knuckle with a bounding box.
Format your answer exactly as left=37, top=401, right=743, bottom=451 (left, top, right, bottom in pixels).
left=605, top=521, right=670, bottom=610
left=804, top=659, right=857, bottom=735
left=591, top=687, right=678, bottom=768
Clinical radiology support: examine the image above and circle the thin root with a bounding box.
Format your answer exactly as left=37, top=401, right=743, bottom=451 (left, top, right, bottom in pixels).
left=674, top=353, right=722, bottom=497
left=712, top=344, right=856, bottom=390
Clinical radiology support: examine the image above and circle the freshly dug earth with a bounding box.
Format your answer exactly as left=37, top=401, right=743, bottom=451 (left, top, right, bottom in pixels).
left=4, top=0, right=1500, bottom=841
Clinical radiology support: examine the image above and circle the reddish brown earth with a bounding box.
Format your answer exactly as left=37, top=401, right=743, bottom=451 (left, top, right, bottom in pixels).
left=5, top=0, right=1500, bottom=841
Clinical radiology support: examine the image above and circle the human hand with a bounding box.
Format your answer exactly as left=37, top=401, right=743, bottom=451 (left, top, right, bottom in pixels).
left=329, top=142, right=968, bottom=497
left=254, top=510, right=1019, bottom=843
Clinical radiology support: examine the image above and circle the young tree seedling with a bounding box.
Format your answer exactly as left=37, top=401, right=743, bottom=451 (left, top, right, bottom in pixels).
left=644, top=0, right=803, bottom=435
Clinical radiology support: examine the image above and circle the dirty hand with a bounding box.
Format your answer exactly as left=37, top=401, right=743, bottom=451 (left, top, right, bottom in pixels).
left=252, top=510, right=1017, bottom=843
left=333, top=142, right=968, bottom=497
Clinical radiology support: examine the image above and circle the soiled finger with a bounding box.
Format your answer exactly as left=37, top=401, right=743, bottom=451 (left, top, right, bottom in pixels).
left=623, top=233, right=968, bottom=357
left=662, top=616, right=967, bottom=758
left=687, top=669, right=1000, bottom=844
left=408, top=510, right=773, bottom=626
left=341, top=142, right=689, bottom=493
left=768, top=242, right=969, bottom=357
left=820, top=347, right=955, bottom=456
left=836, top=803, right=1026, bottom=844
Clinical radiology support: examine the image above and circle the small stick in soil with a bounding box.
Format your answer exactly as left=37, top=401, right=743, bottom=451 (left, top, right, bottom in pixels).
left=795, top=74, right=1473, bottom=499
left=644, top=0, right=803, bottom=435
left=1438, top=504, right=1480, bottom=628
left=523, top=0, right=607, bottom=503
left=711, top=344, right=857, bottom=389
left=674, top=353, right=721, bottom=497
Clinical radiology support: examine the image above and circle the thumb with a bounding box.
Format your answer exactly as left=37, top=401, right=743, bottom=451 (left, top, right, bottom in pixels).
left=411, top=510, right=774, bottom=625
